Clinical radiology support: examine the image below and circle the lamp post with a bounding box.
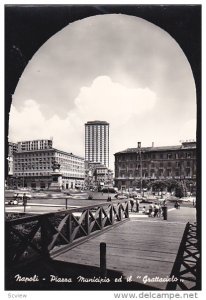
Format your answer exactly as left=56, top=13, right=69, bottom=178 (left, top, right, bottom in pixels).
left=22, top=164, right=25, bottom=188
left=106, top=172, right=111, bottom=201
left=190, top=183, right=192, bottom=197
left=137, top=142, right=143, bottom=196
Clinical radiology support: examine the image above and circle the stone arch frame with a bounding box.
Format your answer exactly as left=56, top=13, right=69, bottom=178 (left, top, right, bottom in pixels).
left=5, top=5, right=201, bottom=288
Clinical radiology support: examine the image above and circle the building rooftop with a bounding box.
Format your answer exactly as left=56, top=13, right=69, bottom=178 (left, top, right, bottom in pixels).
left=17, top=139, right=52, bottom=143
left=85, top=120, right=109, bottom=125
left=53, top=148, right=85, bottom=160
left=13, top=147, right=84, bottom=160
left=115, top=142, right=196, bottom=155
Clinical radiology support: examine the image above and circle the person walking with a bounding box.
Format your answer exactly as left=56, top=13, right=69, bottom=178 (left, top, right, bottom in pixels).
left=154, top=203, right=159, bottom=217
left=23, top=193, right=28, bottom=213
left=136, top=199, right=140, bottom=213
left=149, top=203, right=154, bottom=217
left=130, top=199, right=135, bottom=212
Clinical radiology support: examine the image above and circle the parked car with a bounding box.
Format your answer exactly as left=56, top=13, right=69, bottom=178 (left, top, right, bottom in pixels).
left=116, top=194, right=128, bottom=199
left=101, top=187, right=117, bottom=193
left=13, top=192, right=32, bottom=200
left=7, top=199, right=19, bottom=205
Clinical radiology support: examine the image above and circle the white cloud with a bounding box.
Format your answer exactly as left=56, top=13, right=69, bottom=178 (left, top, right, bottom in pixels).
left=9, top=100, right=84, bottom=156
left=74, top=76, right=156, bottom=127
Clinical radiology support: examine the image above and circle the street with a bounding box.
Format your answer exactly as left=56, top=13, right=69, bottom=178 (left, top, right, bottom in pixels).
left=5, top=189, right=195, bottom=216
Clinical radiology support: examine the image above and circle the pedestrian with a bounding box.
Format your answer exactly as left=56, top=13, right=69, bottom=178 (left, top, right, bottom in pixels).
left=142, top=206, right=146, bottom=214
left=154, top=203, right=159, bottom=217
left=130, top=199, right=134, bottom=212
left=148, top=203, right=154, bottom=217
left=136, top=199, right=140, bottom=213
left=193, top=199, right=196, bottom=207
left=23, top=193, right=27, bottom=203
left=174, top=200, right=180, bottom=209
left=158, top=204, right=163, bottom=217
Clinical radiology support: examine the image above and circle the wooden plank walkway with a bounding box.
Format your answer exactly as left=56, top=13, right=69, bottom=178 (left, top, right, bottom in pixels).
left=54, top=207, right=196, bottom=290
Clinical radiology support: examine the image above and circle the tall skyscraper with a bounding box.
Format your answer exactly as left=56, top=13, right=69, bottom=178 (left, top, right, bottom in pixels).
left=85, top=121, right=109, bottom=168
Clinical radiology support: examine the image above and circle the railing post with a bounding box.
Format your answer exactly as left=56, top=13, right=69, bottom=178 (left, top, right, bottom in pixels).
left=85, top=210, right=90, bottom=235
left=118, top=203, right=122, bottom=221
left=40, top=217, right=50, bottom=258
left=99, top=207, right=102, bottom=229
left=110, top=204, right=114, bottom=224
left=100, top=242, right=107, bottom=277
left=125, top=201, right=129, bottom=218
left=67, top=214, right=72, bottom=243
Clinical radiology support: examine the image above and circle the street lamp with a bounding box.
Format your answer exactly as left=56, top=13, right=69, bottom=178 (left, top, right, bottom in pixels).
left=137, top=142, right=143, bottom=196
left=22, top=164, right=25, bottom=188
left=189, top=183, right=193, bottom=197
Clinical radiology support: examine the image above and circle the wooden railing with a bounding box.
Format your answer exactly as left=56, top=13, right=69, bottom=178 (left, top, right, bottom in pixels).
left=5, top=200, right=129, bottom=267
left=166, top=222, right=199, bottom=290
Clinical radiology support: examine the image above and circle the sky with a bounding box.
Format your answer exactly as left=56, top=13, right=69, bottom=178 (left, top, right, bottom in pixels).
left=9, top=13, right=196, bottom=170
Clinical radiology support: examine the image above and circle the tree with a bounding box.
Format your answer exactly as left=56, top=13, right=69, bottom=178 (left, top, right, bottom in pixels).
left=165, top=179, right=179, bottom=193
left=174, top=182, right=184, bottom=198
left=132, top=179, right=150, bottom=189
left=149, top=180, right=168, bottom=195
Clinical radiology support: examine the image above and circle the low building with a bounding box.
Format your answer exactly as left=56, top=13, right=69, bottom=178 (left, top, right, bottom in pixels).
left=114, top=141, right=196, bottom=191
left=11, top=139, right=85, bottom=190
left=84, top=161, right=113, bottom=189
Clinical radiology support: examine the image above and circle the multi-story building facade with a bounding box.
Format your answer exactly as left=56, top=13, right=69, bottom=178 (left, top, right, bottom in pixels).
left=17, top=139, right=53, bottom=152
left=11, top=140, right=85, bottom=190
left=85, top=120, right=109, bottom=168
left=114, top=141, right=196, bottom=191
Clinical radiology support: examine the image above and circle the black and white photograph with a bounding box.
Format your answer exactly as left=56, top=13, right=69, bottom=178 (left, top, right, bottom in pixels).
left=4, top=4, right=201, bottom=294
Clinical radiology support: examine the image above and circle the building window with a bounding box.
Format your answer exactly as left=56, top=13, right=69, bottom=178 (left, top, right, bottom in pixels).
left=167, top=153, right=172, bottom=159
